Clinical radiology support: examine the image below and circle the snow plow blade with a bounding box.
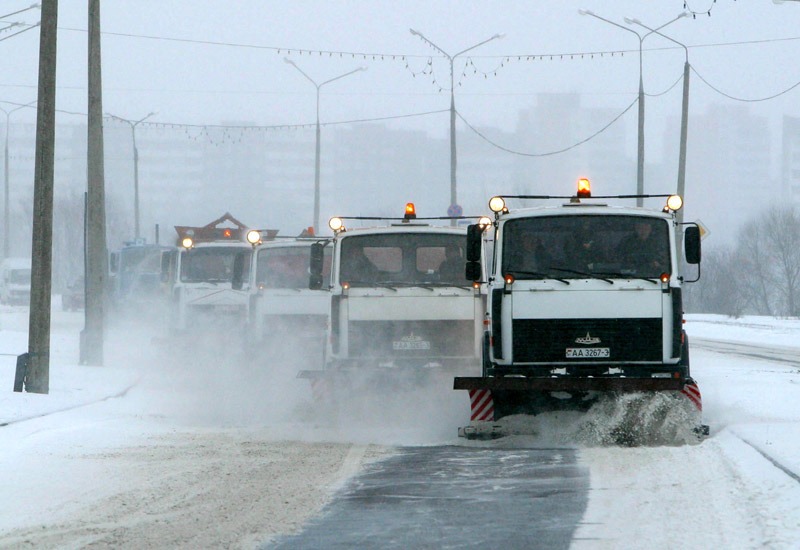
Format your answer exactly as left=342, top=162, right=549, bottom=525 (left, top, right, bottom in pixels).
left=453, top=376, right=685, bottom=392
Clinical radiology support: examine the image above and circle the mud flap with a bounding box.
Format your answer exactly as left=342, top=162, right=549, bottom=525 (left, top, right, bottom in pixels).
left=681, top=378, right=710, bottom=438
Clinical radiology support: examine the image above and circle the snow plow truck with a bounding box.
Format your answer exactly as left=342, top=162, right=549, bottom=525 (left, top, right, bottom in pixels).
left=455, top=178, right=707, bottom=441
left=299, top=203, right=491, bottom=402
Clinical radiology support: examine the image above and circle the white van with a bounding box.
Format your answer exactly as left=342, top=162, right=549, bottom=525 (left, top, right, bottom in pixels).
left=0, top=258, right=32, bottom=306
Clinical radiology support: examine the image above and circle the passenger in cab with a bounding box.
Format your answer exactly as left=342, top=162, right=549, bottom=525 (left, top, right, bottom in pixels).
left=617, top=220, right=668, bottom=274
left=438, top=245, right=466, bottom=282
left=566, top=228, right=599, bottom=273
left=514, top=232, right=552, bottom=273
left=341, top=245, right=379, bottom=282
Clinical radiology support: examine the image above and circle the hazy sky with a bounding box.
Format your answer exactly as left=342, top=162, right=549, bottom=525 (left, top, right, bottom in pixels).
left=2, top=0, right=799, bottom=146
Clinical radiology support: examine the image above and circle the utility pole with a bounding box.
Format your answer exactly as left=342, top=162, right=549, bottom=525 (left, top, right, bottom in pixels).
left=26, top=0, right=58, bottom=394
left=81, top=0, right=107, bottom=366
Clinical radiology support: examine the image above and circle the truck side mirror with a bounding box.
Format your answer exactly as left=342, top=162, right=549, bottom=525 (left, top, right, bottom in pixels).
left=684, top=226, right=701, bottom=265
left=309, top=242, right=324, bottom=290
left=232, top=252, right=245, bottom=290
left=465, top=261, right=481, bottom=282
left=466, top=224, right=483, bottom=262
left=160, top=252, right=172, bottom=283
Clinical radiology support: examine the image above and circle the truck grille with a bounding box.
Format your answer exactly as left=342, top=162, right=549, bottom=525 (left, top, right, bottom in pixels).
left=512, top=318, right=662, bottom=363
left=348, top=320, right=474, bottom=358
left=263, top=314, right=327, bottom=338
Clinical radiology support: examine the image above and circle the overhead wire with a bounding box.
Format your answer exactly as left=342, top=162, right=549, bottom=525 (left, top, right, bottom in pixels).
left=645, top=72, right=684, bottom=98
left=691, top=65, right=800, bottom=102
left=456, top=97, right=638, bottom=157
left=0, top=21, right=38, bottom=42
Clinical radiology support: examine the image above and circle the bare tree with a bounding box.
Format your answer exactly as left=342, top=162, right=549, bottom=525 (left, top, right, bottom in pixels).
left=684, top=245, right=745, bottom=317
left=737, top=219, right=776, bottom=315
left=761, top=205, right=800, bottom=317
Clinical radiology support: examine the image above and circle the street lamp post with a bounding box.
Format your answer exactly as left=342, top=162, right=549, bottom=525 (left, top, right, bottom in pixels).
left=625, top=18, right=690, bottom=226
left=284, top=58, right=366, bottom=235
left=579, top=10, right=687, bottom=206
left=626, top=18, right=691, bottom=264
left=409, top=29, right=503, bottom=223
left=106, top=112, right=155, bottom=240
left=1, top=100, right=37, bottom=259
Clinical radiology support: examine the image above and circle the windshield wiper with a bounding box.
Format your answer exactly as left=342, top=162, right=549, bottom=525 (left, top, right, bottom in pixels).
left=593, top=271, right=660, bottom=284
left=506, top=270, right=570, bottom=285
left=550, top=267, right=613, bottom=284
left=366, top=281, right=398, bottom=291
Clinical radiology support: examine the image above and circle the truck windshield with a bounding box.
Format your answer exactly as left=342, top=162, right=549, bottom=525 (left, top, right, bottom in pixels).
left=180, top=247, right=250, bottom=283
left=339, top=233, right=468, bottom=286
left=256, top=245, right=331, bottom=289
left=502, top=215, right=670, bottom=280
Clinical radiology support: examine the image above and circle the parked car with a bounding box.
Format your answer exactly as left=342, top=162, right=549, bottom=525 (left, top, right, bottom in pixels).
left=62, top=277, right=85, bottom=311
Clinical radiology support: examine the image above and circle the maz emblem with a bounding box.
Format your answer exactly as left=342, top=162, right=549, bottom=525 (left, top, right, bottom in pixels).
left=575, top=332, right=601, bottom=345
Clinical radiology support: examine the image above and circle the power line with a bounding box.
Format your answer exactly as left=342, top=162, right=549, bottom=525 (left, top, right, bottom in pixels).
left=691, top=65, right=800, bottom=101
left=51, top=25, right=800, bottom=61
left=0, top=21, right=38, bottom=42
left=645, top=72, right=685, bottom=98
left=456, top=98, right=637, bottom=158
left=101, top=108, right=450, bottom=131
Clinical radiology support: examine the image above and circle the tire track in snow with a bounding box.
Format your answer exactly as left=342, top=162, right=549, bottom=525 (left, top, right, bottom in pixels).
left=733, top=432, right=800, bottom=484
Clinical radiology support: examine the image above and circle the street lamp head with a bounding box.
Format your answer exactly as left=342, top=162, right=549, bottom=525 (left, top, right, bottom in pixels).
left=409, top=28, right=420, bottom=36
left=493, top=33, right=506, bottom=40
left=578, top=8, right=594, bottom=16
left=624, top=17, right=641, bottom=25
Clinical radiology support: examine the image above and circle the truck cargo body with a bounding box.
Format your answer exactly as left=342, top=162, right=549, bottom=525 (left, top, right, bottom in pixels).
left=169, top=241, right=253, bottom=332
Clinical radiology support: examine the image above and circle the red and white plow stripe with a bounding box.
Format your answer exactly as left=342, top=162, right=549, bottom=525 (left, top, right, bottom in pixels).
left=469, top=389, right=495, bottom=421
left=680, top=381, right=702, bottom=411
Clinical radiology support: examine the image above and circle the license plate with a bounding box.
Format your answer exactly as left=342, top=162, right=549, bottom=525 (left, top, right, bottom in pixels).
left=566, top=347, right=610, bottom=358
left=393, top=340, right=431, bottom=350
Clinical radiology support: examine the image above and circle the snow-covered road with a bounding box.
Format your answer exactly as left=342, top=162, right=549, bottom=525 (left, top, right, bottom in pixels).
left=2, top=310, right=800, bottom=548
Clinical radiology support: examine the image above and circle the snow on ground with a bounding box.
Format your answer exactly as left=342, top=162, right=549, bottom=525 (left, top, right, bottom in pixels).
left=2, top=308, right=800, bottom=548
left=0, top=302, right=394, bottom=548
left=573, top=315, right=800, bottom=549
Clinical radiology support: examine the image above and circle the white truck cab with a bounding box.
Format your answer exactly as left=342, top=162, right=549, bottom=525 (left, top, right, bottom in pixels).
left=246, top=234, right=332, bottom=361
left=165, top=214, right=256, bottom=333
left=455, top=179, right=706, bottom=439
left=302, top=205, right=490, bottom=383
